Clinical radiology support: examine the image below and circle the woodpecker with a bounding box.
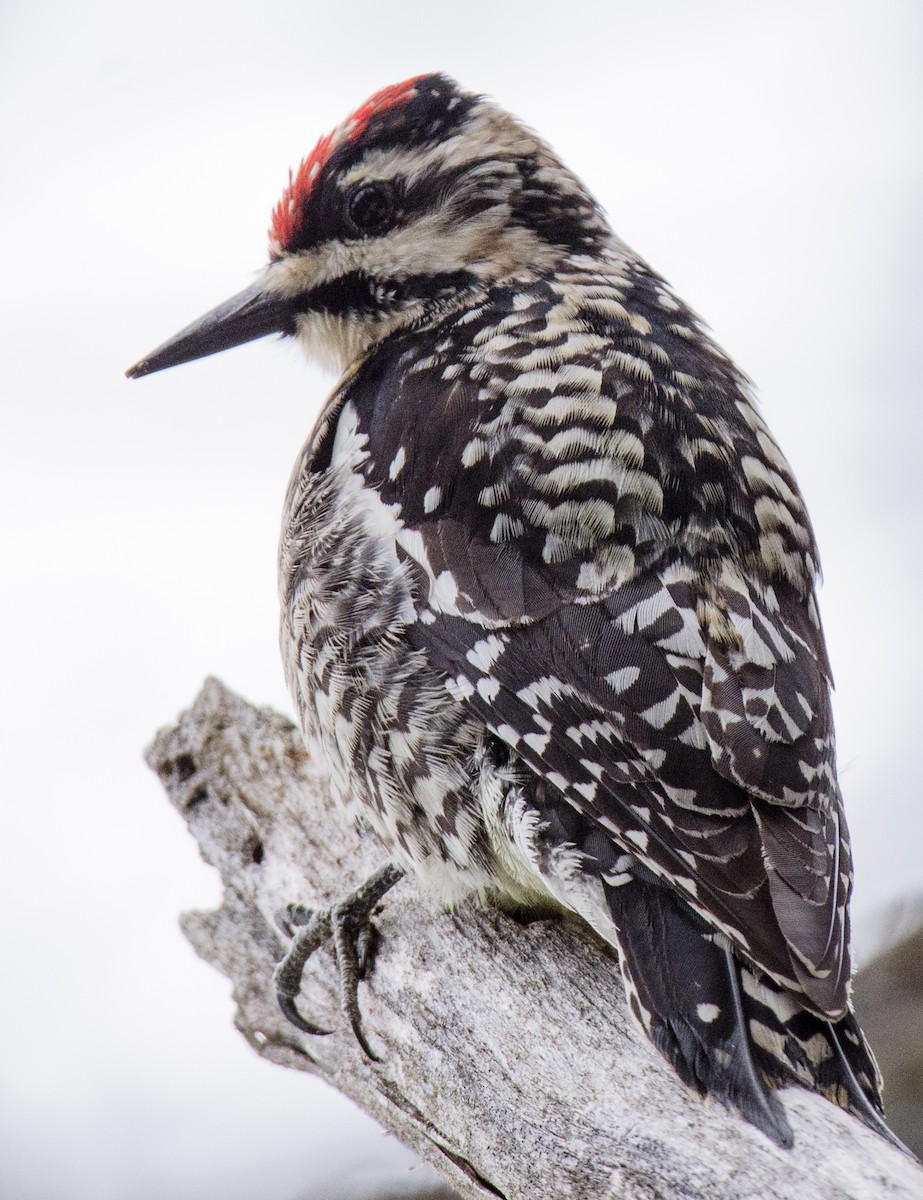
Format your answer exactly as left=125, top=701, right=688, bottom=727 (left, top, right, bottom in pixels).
left=128, top=74, right=895, bottom=1149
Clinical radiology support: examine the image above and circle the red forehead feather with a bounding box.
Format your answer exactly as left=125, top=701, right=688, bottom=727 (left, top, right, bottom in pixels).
left=269, top=74, right=428, bottom=253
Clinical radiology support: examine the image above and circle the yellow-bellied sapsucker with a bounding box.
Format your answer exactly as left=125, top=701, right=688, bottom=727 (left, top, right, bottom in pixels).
left=129, top=74, right=894, bottom=1149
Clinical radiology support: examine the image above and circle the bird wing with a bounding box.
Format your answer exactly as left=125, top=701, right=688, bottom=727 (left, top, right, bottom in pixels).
left=411, top=567, right=851, bottom=1015
left=344, top=280, right=853, bottom=1016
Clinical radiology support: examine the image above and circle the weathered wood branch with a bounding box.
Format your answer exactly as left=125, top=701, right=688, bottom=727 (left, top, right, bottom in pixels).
left=146, top=678, right=923, bottom=1200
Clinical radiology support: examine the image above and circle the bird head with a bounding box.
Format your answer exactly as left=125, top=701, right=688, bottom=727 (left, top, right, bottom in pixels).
left=127, top=73, right=610, bottom=379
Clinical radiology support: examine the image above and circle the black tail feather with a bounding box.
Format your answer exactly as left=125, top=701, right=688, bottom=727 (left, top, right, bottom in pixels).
left=826, top=1021, right=912, bottom=1155
left=719, top=945, right=793, bottom=1146
left=606, top=871, right=901, bottom=1149
left=607, top=872, right=793, bottom=1146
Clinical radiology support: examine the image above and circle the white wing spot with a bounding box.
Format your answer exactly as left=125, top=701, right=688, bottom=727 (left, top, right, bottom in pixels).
left=431, top=570, right=460, bottom=611
left=605, top=666, right=641, bottom=693
left=466, top=635, right=507, bottom=672
left=524, top=731, right=550, bottom=755
left=445, top=674, right=474, bottom=701
left=388, top=446, right=406, bottom=480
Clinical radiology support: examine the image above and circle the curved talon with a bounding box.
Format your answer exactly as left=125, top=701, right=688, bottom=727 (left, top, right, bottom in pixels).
left=276, top=993, right=334, bottom=1037
left=346, top=1015, right=379, bottom=1061
left=332, top=909, right=380, bottom=1060
left=274, top=862, right=405, bottom=1055
left=273, top=908, right=333, bottom=1034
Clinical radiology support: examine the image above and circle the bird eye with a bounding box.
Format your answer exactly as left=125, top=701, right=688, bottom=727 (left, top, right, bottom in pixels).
left=346, top=182, right=396, bottom=236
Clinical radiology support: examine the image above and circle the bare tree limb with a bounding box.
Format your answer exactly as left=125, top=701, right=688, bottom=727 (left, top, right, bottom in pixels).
left=145, top=678, right=923, bottom=1200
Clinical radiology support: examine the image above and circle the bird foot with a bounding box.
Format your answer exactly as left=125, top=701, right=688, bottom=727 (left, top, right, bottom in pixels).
left=272, top=862, right=404, bottom=1059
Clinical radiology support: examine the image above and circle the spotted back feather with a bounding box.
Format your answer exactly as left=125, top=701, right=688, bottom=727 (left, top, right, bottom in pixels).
left=303, top=257, right=851, bottom=1014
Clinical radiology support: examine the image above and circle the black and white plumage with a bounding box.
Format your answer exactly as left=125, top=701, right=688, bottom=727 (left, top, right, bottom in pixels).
left=128, top=74, right=891, bottom=1147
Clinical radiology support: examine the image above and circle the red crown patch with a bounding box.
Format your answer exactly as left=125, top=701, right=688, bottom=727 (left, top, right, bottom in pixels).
left=269, top=75, right=427, bottom=254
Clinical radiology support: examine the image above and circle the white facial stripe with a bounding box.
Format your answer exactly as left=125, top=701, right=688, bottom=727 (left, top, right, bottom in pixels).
left=265, top=100, right=560, bottom=301
left=266, top=203, right=557, bottom=305
left=337, top=104, right=540, bottom=191
left=263, top=98, right=600, bottom=374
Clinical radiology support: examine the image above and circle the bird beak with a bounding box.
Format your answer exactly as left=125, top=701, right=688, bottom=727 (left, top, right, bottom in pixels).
left=125, top=278, right=296, bottom=379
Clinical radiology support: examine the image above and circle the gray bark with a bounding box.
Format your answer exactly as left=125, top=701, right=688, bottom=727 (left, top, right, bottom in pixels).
left=146, top=678, right=923, bottom=1200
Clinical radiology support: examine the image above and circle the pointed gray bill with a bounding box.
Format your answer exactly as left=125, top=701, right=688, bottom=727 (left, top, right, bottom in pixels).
left=126, top=279, right=296, bottom=379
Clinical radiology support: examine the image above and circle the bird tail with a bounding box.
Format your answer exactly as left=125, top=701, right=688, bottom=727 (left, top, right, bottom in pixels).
left=606, top=871, right=891, bottom=1148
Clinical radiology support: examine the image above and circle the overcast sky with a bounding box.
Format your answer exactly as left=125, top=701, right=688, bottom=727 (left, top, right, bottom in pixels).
left=2, top=1, right=921, bottom=1197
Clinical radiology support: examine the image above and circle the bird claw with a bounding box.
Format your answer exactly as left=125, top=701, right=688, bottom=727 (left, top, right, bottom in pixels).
left=276, top=992, right=335, bottom=1038
left=273, top=862, right=404, bottom=1057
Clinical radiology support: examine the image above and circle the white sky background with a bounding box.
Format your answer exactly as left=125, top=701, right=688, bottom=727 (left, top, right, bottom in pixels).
left=1, top=1, right=921, bottom=1197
